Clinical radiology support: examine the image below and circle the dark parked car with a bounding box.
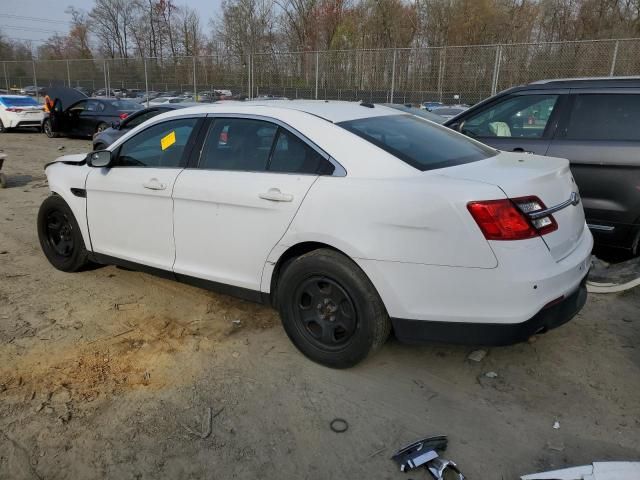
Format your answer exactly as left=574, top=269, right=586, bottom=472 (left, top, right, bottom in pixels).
left=92, top=104, right=190, bottom=149
left=445, top=77, right=640, bottom=254
left=43, top=87, right=143, bottom=139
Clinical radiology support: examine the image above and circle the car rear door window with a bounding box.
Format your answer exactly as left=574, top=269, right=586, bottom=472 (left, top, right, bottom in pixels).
left=199, top=118, right=277, bottom=171
left=115, top=118, right=198, bottom=168
left=462, top=94, right=560, bottom=139
left=564, top=94, right=640, bottom=141
left=86, top=100, right=105, bottom=112
left=269, top=129, right=333, bottom=174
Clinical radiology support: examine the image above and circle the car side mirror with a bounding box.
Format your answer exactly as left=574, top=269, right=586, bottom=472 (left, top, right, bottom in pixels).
left=88, top=150, right=112, bottom=168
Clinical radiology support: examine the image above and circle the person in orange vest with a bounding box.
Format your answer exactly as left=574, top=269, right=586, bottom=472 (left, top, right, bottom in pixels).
left=44, top=94, right=54, bottom=113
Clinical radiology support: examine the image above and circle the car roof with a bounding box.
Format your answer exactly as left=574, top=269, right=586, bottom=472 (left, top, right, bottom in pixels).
left=207, top=100, right=401, bottom=123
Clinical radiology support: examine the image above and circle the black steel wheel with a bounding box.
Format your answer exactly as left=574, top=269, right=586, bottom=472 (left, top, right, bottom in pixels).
left=37, top=195, right=89, bottom=272
left=293, top=276, right=358, bottom=351
left=277, top=249, right=391, bottom=368
left=45, top=210, right=74, bottom=257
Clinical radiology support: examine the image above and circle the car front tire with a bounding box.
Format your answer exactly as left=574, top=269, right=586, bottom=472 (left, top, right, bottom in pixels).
left=277, top=248, right=391, bottom=368
left=43, top=119, right=58, bottom=138
left=37, top=195, right=89, bottom=272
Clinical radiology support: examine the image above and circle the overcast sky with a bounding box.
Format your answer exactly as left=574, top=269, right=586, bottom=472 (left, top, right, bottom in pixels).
left=0, top=0, right=223, bottom=45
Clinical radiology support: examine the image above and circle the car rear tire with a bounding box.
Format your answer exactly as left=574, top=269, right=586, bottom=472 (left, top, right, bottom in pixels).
left=0, top=173, right=6, bottom=188
left=43, top=119, right=58, bottom=138
left=37, top=195, right=89, bottom=272
left=0, top=119, right=5, bottom=133
left=95, top=122, right=108, bottom=134
left=93, top=143, right=106, bottom=151
left=276, top=248, right=391, bottom=368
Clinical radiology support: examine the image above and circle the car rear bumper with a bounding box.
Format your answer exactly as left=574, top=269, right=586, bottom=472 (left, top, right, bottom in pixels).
left=391, top=274, right=588, bottom=345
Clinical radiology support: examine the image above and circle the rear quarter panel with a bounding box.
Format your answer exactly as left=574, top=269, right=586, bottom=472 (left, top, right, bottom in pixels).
left=271, top=173, right=503, bottom=269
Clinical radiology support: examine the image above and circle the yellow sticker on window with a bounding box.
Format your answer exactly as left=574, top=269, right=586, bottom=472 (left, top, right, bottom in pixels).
left=160, top=131, right=176, bottom=150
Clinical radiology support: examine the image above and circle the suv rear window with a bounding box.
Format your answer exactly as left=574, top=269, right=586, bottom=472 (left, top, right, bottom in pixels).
left=338, top=114, right=495, bottom=171
left=565, top=94, right=640, bottom=141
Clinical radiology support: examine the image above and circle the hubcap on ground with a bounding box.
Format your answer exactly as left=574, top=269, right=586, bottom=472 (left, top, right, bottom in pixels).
left=46, top=210, right=74, bottom=257
left=293, top=276, right=357, bottom=350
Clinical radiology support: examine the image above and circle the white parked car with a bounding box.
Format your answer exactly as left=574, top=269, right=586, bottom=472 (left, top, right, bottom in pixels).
left=38, top=101, right=592, bottom=367
left=0, top=95, right=45, bottom=132
left=148, top=96, right=186, bottom=105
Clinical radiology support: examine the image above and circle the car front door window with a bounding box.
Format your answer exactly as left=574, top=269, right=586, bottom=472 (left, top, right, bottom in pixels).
left=116, top=118, right=198, bottom=168
left=462, top=94, right=560, bottom=139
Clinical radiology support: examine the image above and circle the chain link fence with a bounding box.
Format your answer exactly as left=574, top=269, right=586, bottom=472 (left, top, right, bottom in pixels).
left=2, top=38, right=639, bottom=105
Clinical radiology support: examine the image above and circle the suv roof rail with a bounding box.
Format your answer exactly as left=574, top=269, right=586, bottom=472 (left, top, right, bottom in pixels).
left=530, top=76, right=640, bottom=84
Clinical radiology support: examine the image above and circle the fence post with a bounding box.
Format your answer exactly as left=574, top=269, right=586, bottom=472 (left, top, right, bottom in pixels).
left=192, top=56, right=197, bottom=100
left=610, top=40, right=620, bottom=76
left=103, top=60, right=108, bottom=96
left=143, top=57, right=149, bottom=108
left=32, top=60, right=39, bottom=103
left=437, top=47, right=446, bottom=103
left=491, top=44, right=502, bottom=96
left=66, top=60, right=71, bottom=87
left=315, top=51, right=319, bottom=100
left=247, top=53, right=251, bottom=99
left=3, top=62, right=8, bottom=91
left=390, top=48, right=397, bottom=104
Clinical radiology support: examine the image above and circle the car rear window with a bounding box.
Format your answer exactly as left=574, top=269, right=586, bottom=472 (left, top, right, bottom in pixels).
left=0, top=96, right=40, bottom=107
left=109, top=100, right=143, bottom=111
left=338, top=114, right=495, bottom=171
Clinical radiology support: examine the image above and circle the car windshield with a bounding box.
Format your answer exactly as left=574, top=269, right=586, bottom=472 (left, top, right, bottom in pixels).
left=109, top=100, right=143, bottom=111
left=338, top=114, right=495, bottom=171
left=1, top=96, right=40, bottom=107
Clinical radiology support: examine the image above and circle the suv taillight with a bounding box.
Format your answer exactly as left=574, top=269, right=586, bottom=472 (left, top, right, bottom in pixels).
left=467, top=196, right=557, bottom=241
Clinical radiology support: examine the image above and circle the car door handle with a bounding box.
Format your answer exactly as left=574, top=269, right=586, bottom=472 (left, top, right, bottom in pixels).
left=259, top=188, right=293, bottom=202
left=143, top=178, right=166, bottom=191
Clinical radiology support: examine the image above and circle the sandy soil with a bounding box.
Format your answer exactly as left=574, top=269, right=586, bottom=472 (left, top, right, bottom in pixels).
left=0, top=131, right=639, bottom=480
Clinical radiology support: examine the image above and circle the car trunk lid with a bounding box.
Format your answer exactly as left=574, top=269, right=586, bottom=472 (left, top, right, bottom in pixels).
left=441, top=151, right=586, bottom=261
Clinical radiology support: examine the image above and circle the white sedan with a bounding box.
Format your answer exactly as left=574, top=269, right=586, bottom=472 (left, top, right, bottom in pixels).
left=0, top=95, right=44, bottom=132
left=38, top=101, right=592, bottom=367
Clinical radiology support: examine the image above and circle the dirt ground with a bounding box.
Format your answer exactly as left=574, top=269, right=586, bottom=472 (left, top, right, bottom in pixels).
left=0, top=131, right=639, bottom=480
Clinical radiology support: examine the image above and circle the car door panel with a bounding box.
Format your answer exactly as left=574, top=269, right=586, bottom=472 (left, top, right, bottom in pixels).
left=546, top=92, right=640, bottom=248
left=172, top=117, right=329, bottom=292
left=172, top=171, right=317, bottom=290
left=86, top=167, right=181, bottom=269
left=85, top=117, right=202, bottom=270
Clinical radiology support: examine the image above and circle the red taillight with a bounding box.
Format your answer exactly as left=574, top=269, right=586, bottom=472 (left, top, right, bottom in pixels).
left=467, top=196, right=558, bottom=241
left=468, top=199, right=537, bottom=240
left=119, top=112, right=129, bottom=120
